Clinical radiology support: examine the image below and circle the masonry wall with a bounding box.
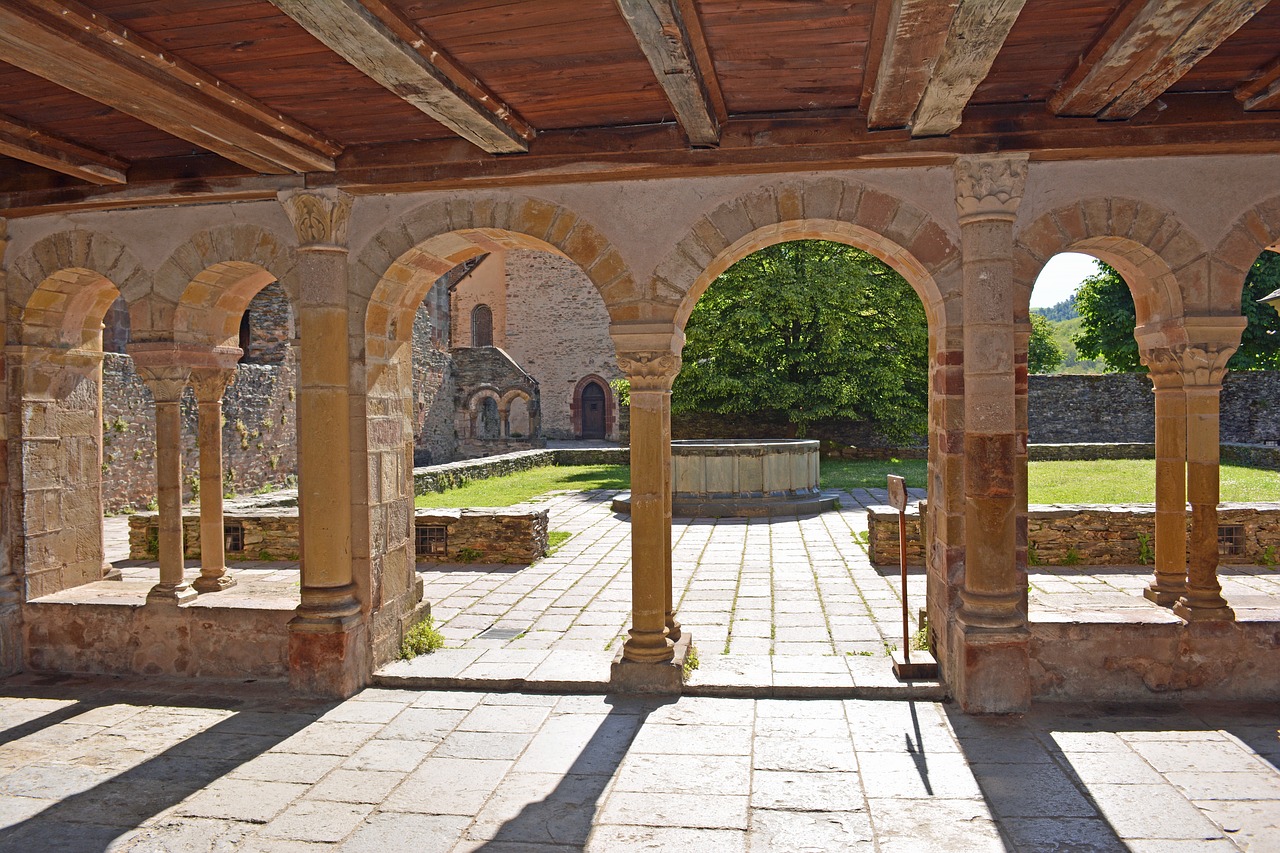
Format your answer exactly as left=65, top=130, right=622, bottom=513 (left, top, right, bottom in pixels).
left=411, top=297, right=458, bottom=467
left=100, top=352, right=298, bottom=511
left=451, top=252, right=507, bottom=349
left=1028, top=371, right=1280, bottom=444
left=503, top=250, right=622, bottom=439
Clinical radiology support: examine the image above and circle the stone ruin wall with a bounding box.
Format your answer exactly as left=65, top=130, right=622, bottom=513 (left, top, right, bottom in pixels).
left=101, top=353, right=299, bottom=512
left=502, top=250, right=622, bottom=439
left=411, top=282, right=458, bottom=467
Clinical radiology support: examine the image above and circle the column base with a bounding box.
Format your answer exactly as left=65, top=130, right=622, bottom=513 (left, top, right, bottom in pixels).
left=102, top=564, right=122, bottom=582
left=1143, top=583, right=1184, bottom=607
left=146, top=583, right=197, bottom=605
left=193, top=573, right=237, bottom=593
left=288, top=611, right=371, bottom=698
left=612, top=633, right=692, bottom=694
left=950, top=624, right=1031, bottom=714
left=621, top=626, right=673, bottom=663
left=1173, top=599, right=1236, bottom=623
left=665, top=615, right=682, bottom=643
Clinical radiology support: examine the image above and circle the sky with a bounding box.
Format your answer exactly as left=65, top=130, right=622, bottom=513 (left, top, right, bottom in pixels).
left=1030, top=252, right=1102, bottom=308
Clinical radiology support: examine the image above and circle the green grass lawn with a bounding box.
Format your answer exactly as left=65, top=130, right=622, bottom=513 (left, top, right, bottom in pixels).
left=821, top=457, right=1280, bottom=503
left=415, top=458, right=1277, bottom=508
left=415, top=464, right=629, bottom=508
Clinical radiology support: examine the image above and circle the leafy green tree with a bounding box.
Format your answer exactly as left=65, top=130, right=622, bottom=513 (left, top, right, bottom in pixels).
left=672, top=240, right=928, bottom=440
left=1028, top=313, right=1065, bottom=374
left=1074, top=253, right=1280, bottom=372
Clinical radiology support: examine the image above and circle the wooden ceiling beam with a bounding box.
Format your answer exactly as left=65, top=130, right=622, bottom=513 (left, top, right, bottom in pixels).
left=1236, top=55, right=1280, bottom=110
left=268, top=0, right=534, bottom=155
left=1050, top=0, right=1268, bottom=119
left=911, top=0, right=1028, bottom=137
left=0, top=0, right=339, bottom=174
left=613, top=0, right=727, bottom=147
left=0, top=112, right=128, bottom=185
left=866, top=0, right=961, bottom=130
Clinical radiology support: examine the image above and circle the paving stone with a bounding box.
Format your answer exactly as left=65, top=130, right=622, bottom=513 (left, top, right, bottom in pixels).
left=615, top=752, right=752, bottom=796
left=303, top=768, right=407, bottom=803
left=753, top=737, right=858, bottom=773
left=258, top=800, right=375, bottom=843
left=866, top=797, right=1005, bottom=853
left=1085, top=783, right=1225, bottom=840
left=178, top=778, right=310, bottom=823
left=599, top=792, right=750, bottom=830
left=750, top=770, right=863, bottom=812
left=748, top=809, right=875, bottom=852
left=467, top=772, right=608, bottom=846
left=381, top=757, right=511, bottom=815
left=342, top=738, right=437, bottom=773
left=998, top=817, right=1129, bottom=853
left=585, top=825, right=748, bottom=853
left=968, top=761, right=1098, bottom=817
left=338, top=813, right=471, bottom=853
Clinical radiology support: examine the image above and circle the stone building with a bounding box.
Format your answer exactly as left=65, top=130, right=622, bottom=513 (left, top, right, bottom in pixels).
left=0, top=0, right=1279, bottom=710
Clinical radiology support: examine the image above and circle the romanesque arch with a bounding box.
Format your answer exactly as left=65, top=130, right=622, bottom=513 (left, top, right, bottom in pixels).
left=1210, top=194, right=1280, bottom=311
left=572, top=374, right=614, bottom=440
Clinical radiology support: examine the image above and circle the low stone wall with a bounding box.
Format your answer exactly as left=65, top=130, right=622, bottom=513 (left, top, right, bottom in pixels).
left=1222, top=442, right=1280, bottom=470
left=869, top=502, right=1280, bottom=567
left=23, top=600, right=291, bottom=680
left=128, top=505, right=550, bottom=564
left=1028, top=443, right=1154, bottom=461
left=412, top=447, right=628, bottom=495
left=1031, top=620, right=1280, bottom=702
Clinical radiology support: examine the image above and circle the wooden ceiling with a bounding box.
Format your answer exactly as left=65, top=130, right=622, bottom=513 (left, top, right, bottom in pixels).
left=2, top=0, right=1279, bottom=216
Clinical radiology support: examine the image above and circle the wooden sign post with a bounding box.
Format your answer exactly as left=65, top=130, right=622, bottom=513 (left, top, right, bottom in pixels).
left=888, top=475, right=938, bottom=681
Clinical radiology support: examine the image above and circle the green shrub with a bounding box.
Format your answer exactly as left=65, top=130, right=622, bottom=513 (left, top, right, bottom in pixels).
left=401, top=617, right=445, bottom=659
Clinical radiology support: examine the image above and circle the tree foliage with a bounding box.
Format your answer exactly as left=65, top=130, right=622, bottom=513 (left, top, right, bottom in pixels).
left=1028, top=313, right=1066, bottom=374
left=672, top=240, right=928, bottom=440
left=1074, top=252, right=1280, bottom=372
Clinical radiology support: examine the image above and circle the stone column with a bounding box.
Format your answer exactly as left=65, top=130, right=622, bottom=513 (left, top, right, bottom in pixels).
left=131, top=348, right=195, bottom=604
left=611, top=323, right=685, bottom=672
left=279, top=188, right=369, bottom=696
left=1174, top=337, right=1240, bottom=622
left=1141, top=347, right=1188, bottom=606
left=190, top=365, right=238, bottom=593
left=953, top=153, right=1031, bottom=713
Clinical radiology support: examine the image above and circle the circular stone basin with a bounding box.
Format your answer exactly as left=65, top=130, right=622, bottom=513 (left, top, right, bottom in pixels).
left=612, top=439, right=837, bottom=518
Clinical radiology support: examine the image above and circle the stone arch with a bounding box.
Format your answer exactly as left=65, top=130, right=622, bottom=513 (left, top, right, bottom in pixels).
left=157, top=224, right=295, bottom=348
left=661, top=179, right=957, bottom=332
left=1210, top=194, right=1280, bottom=313
left=571, top=374, right=614, bottom=439
left=460, top=386, right=502, bottom=440
left=9, top=230, right=150, bottom=350
left=500, top=388, right=533, bottom=438
left=1014, top=198, right=1193, bottom=340
left=356, top=195, right=635, bottom=364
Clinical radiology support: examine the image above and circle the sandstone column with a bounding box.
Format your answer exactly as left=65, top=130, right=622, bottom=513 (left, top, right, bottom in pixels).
left=612, top=323, right=685, bottom=666
left=1174, top=332, right=1241, bottom=622
left=1141, top=347, right=1188, bottom=606
left=131, top=347, right=195, bottom=604
left=279, top=188, right=369, bottom=696
left=954, top=153, right=1031, bottom=713
left=190, top=364, right=238, bottom=593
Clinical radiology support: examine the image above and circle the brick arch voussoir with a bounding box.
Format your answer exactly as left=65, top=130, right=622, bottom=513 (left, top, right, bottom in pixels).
left=665, top=180, right=954, bottom=332
left=1209, top=195, right=1280, bottom=311
left=156, top=224, right=295, bottom=308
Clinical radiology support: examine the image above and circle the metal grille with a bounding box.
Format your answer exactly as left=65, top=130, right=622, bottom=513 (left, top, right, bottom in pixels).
left=1218, top=524, right=1244, bottom=556
left=416, top=524, right=448, bottom=558
left=224, top=521, right=244, bottom=553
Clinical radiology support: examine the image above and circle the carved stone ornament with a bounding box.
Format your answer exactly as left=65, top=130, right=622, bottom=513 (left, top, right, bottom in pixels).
left=1178, top=343, right=1236, bottom=388
left=189, top=367, right=237, bottom=403
left=133, top=363, right=191, bottom=403
left=617, top=351, right=681, bottom=392
left=1140, top=346, right=1186, bottom=389
left=954, top=154, right=1029, bottom=223
left=279, top=189, right=353, bottom=248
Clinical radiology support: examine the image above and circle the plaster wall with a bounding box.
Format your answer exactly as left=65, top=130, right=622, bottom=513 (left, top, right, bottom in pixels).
left=451, top=252, right=507, bottom=349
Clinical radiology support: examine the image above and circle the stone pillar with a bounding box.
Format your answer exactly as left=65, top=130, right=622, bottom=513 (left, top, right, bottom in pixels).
left=0, top=220, right=16, bottom=674
left=1174, top=336, right=1240, bottom=622
left=1141, top=347, right=1188, bottom=606
left=279, top=188, right=369, bottom=696
left=611, top=323, right=685, bottom=676
left=190, top=364, right=239, bottom=593
left=953, top=153, right=1031, bottom=713
left=130, top=347, right=195, bottom=604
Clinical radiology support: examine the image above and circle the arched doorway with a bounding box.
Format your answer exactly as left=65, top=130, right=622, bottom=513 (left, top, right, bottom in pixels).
left=580, top=381, right=606, bottom=439
left=472, top=304, right=494, bottom=347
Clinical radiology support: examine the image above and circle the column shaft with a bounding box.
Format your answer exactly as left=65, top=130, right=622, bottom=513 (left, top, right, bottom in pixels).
left=1146, top=381, right=1187, bottom=605
left=151, top=395, right=195, bottom=603
left=623, top=387, right=673, bottom=662
left=193, top=390, right=234, bottom=592
left=1175, top=384, right=1234, bottom=620
left=661, top=390, right=679, bottom=641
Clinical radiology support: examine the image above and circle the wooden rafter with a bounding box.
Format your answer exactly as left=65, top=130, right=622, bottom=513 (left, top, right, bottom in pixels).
left=911, top=0, right=1028, bottom=137
left=268, top=0, right=535, bottom=155
left=866, top=0, right=961, bottom=130
left=0, top=113, right=128, bottom=185
left=1236, top=55, right=1280, bottom=110
left=1051, top=0, right=1268, bottom=119
left=614, top=0, right=727, bottom=147
left=0, top=0, right=339, bottom=175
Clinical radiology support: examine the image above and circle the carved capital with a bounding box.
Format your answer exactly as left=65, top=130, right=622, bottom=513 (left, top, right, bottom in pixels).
left=954, top=154, right=1029, bottom=223
left=1140, top=346, right=1186, bottom=390
left=135, top=364, right=190, bottom=403
left=1178, top=342, right=1235, bottom=388
left=617, top=351, right=681, bottom=392
left=279, top=189, right=353, bottom=249
left=189, top=367, right=237, bottom=403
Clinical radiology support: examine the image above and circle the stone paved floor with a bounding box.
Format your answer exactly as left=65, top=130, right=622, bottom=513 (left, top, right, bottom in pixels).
left=0, top=673, right=1276, bottom=852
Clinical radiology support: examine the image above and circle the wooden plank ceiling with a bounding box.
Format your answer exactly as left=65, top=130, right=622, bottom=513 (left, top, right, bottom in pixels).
left=2, top=0, right=1280, bottom=212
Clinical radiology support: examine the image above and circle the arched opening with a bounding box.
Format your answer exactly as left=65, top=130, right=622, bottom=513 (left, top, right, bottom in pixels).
left=507, top=395, right=531, bottom=438
left=579, top=381, right=607, bottom=439
left=471, top=304, right=494, bottom=347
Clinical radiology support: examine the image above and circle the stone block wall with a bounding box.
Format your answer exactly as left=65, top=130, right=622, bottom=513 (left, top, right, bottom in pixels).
left=242, top=280, right=293, bottom=364
left=416, top=508, right=549, bottom=564
left=870, top=502, right=1280, bottom=567
left=412, top=447, right=628, bottom=495
left=101, top=353, right=298, bottom=512
left=128, top=510, right=300, bottom=560
left=411, top=298, right=458, bottom=466
left=503, top=250, right=621, bottom=439
left=1028, top=371, right=1280, bottom=444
